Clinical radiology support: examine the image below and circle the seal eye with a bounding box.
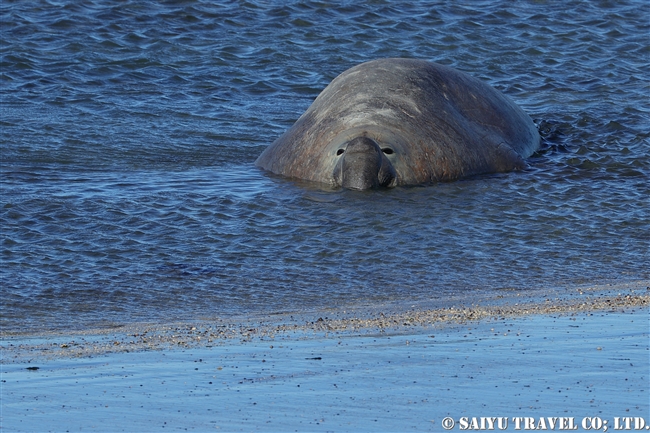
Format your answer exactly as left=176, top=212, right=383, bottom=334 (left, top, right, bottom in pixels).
left=382, top=148, right=394, bottom=155
left=336, top=149, right=345, bottom=156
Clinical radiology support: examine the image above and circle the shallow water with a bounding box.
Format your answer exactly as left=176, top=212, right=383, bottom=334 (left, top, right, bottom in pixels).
left=3, top=310, right=649, bottom=431
left=1, top=0, right=649, bottom=333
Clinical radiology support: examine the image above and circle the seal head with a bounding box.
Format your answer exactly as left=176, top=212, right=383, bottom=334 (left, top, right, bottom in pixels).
left=334, top=137, right=396, bottom=190
left=255, top=58, right=540, bottom=189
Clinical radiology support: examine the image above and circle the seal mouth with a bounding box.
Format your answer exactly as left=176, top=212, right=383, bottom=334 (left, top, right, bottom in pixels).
left=334, top=137, right=396, bottom=190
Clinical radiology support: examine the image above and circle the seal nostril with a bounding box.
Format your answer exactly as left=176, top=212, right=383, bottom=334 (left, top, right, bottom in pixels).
left=382, top=148, right=394, bottom=155
left=336, top=149, right=345, bottom=156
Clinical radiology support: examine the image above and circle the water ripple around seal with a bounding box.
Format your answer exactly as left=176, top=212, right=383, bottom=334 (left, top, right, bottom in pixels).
left=1, top=0, right=648, bottom=332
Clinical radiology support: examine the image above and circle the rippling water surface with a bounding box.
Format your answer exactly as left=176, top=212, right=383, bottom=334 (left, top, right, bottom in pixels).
left=1, top=0, right=648, bottom=333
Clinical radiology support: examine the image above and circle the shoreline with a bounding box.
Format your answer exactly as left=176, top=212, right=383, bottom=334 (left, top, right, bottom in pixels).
left=2, top=281, right=648, bottom=432
left=2, top=280, right=648, bottom=363
left=2, top=298, right=648, bottom=432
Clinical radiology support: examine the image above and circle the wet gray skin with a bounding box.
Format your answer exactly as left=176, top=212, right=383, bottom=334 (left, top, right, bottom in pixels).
left=334, top=137, right=397, bottom=190
left=256, top=58, right=540, bottom=190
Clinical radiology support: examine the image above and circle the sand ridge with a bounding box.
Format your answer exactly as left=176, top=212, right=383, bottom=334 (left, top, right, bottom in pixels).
left=3, top=281, right=648, bottom=363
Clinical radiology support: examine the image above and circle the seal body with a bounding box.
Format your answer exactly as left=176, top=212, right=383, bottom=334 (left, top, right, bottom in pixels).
left=256, top=58, right=540, bottom=190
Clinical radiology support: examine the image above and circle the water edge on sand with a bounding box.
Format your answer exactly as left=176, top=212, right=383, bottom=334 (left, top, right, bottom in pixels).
left=1, top=283, right=649, bottom=432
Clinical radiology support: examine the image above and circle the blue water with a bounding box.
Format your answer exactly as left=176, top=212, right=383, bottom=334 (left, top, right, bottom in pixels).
left=1, top=0, right=649, bottom=333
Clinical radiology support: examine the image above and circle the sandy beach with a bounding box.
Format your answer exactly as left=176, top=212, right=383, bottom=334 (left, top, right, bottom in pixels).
left=2, top=281, right=649, bottom=432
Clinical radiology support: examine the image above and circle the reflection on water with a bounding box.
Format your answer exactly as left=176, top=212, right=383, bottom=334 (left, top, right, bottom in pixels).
left=1, top=0, right=648, bottom=332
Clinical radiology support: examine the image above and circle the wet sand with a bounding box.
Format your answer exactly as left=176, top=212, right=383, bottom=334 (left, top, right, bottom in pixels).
left=2, top=281, right=649, bottom=432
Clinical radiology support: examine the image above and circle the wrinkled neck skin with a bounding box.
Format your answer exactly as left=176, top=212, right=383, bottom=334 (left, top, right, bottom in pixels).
left=333, top=136, right=397, bottom=190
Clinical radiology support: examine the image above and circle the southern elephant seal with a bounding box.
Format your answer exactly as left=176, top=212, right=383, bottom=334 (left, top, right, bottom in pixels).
left=256, top=58, right=540, bottom=190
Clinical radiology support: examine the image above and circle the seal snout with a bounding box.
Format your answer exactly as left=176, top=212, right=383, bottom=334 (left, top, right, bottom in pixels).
left=334, top=137, right=396, bottom=190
